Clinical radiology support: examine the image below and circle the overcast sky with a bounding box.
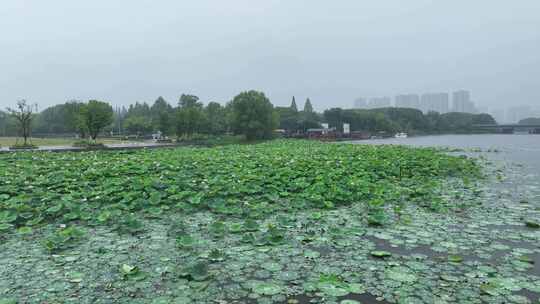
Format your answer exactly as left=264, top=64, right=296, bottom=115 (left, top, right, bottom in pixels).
left=1, top=0, right=539, bottom=112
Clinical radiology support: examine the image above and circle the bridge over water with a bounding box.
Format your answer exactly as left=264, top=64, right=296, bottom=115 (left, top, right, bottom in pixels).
left=473, top=124, right=540, bottom=134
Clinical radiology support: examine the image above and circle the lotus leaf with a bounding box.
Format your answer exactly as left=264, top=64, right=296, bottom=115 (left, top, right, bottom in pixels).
left=252, top=282, right=282, bottom=296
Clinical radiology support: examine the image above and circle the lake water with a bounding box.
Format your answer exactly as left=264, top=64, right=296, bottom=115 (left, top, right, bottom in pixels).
left=350, top=134, right=540, bottom=174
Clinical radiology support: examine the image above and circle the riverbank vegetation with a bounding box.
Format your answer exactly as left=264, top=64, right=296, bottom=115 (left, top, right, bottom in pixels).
left=519, top=117, right=540, bottom=125
left=322, top=108, right=496, bottom=135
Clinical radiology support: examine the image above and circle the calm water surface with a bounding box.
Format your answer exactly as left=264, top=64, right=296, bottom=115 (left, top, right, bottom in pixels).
left=351, top=134, right=540, bottom=174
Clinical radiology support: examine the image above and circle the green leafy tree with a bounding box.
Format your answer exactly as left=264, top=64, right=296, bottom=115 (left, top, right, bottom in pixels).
left=275, top=107, right=299, bottom=132
left=64, top=101, right=88, bottom=137
left=32, top=101, right=88, bottom=137
left=179, top=94, right=200, bottom=108
left=176, top=94, right=205, bottom=139
left=0, top=111, right=9, bottom=136
left=150, top=97, right=173, bottom=135
left=6, top=99, right=35, bottom=146
left=519, top=117, right=540, bottom=125
left=323, top=108, right=344, bottom=131
left=124, top=115, right=153, bottom=135
left=205, top=102, right=228, bottom=135
left=82, top=100, right=114, bottom=141
left=230, top=90, right=278, bottom=140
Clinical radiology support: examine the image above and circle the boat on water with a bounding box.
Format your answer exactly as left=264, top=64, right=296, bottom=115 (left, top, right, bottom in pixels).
left=394, top=132, right=408, bottom=138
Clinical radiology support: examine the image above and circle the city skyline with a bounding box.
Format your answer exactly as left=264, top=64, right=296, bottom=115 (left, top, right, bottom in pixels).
left=353, top=90, right=540, bottom=123
left=354, top=90, right=475, bottom=114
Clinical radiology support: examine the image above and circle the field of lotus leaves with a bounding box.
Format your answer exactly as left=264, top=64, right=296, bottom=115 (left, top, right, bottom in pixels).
left=0, top=140, right=539, bottom=304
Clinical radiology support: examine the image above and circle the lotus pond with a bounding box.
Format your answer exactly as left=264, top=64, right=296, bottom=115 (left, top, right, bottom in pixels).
left=0, top=140, right=538, bottom=304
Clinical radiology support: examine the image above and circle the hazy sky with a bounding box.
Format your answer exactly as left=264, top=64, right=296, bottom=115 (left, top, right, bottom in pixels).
left=1, top=0, right=539, bottom=112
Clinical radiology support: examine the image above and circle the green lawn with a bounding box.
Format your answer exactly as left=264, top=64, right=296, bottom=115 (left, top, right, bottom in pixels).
left=0, top=137, right=133, bottom=147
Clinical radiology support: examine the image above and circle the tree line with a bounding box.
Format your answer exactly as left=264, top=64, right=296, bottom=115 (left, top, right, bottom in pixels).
left=1, top=91, right=497, bottom=142
left=1, top=91, right=280, bottom=141
left=322, top=107, right=496, bottom=134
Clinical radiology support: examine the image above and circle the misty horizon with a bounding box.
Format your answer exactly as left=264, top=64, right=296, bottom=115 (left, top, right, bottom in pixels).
left=1, top=1, right=539, bottom=113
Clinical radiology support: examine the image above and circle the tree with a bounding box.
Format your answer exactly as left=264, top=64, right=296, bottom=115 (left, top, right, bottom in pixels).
left=230, top=90, right=278, bottom=140
left=82, top=100, right=114, bottom=140
left=290, top=96, right=298, bottom=112
left=519, top=117, right=540, bottom=125
left=323, top=108, right=344, bottom=131
left=63, top=101, right=88, bottom=137
left=304, top=98, right=314, bottom=113
left=205, top=102, right=228, bottom=135
left=6, top=100, right=35, bottom=146
left=179, top=94, right=200, bottom=108
left=150, top=97, right=173, bottom=135
left=275, top=107, right=299, bottom=132
left=176, top=94, right=205, bottom=139
left=124, top=115, right=153, bottom=135
left=0, top=111, right=8, bottom=136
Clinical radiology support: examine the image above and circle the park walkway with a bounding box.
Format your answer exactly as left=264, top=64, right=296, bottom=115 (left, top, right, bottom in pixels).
left=0, top=141, right=177, bottom=153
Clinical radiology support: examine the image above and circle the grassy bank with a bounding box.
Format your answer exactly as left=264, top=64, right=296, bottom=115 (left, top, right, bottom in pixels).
left=0, top=137, right=133, bottom=148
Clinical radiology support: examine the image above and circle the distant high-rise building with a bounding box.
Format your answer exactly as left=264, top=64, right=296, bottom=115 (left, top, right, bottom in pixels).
left=395, top=94, right=420, bottom=110
left=368, top=97, right=391, bottom=109
left=421, top=93, right=449, bottom=114
left=452, top=90, right=476, bottom=113
left=507, top=106, right=532, bottom=123
left=353, top=98, right=367, bottom=109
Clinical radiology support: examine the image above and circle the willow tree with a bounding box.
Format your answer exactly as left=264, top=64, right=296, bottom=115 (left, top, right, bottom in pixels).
left=7, top=100, right=35, bottom=146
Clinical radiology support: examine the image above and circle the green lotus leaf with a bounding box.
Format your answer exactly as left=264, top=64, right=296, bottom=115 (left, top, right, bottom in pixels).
left=180, top=261, right=212, bottom=282
left=317, top=281, right=350, bottom=297
left=448, top=255, right=463, bottom=263
left=208, top=249, right=226, bottom=262
left=0, top=211, right=17, bottom=223
left=386, top=267, right=417, bottom=283
left=242, top=219, right=259, bottom=232
left=304, top=250, right=321, bottom=259
left=371, top=251, right=392, bottom=258
left=525, top=220, right=539, bottom=228
left=16, top=226, right=32, bottom=234
left=177, top=235, right=197, bottom=248
left=46, top=203, right=63, bottom=214
left=252, top=282, right=282, bottom=296
left=261, top=261, right=282, bottom=272
left=347, top=283, right=365, bottom=294
left=517, top=255, right=534, bottom=264
left=0, top=223, right=14, bottom=232
left=120, top=264, right=138, bottom=275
